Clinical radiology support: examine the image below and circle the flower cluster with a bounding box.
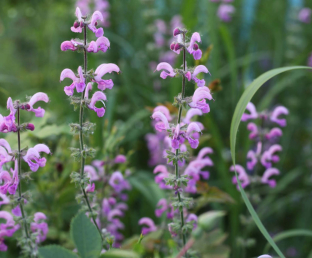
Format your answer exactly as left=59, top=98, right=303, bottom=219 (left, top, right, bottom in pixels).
left=76, top=0, right=110, bottom=27
left=83, top=154, right=131, bottom=248
left=210, top=0, right=235, bottom=22
left=0, top=94, right=50, bottom=254
left=230, top=102, right=288, bottom=189
left=141, top=27, right=213, bottom=256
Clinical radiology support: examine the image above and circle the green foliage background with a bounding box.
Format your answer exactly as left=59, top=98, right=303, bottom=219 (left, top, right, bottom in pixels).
left=1, top=0, right=312, bottom=257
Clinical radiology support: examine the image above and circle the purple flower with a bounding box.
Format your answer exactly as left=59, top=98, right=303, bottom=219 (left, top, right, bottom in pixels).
left=60, top=66, right=86, bottom=96
left=138, top=217, right=157, bottom=235
left=71, top=7, right=84, bottom=33
left=261, top=168, right=280, bottom=188
left=187, top=32, right=202, bottom=60
left=241, top=102, right=258, bottom=121
left=183, top=108, right=203, bottom=124
left=11, top=206, right=21, bottom=217
left=191, top=65, right=210, bottom=87
left=114, top=155, right=126, bottom=164
left=87, top=36, right=110, bottom=53
left=185, top=122, right=202, bottom=149
left=0, top=98, right=17, bottom=133
left=168, top=223, right=177, bottom=237
left=61, top=41, right=78, bottom=51
left=0, top=211, right=19, bottom=251
left=189, top=86, right=213, bottom=113
left=154, top=106, right=172, bottom=121
left=246, top=142, right=262, bottom=170
left=23, top=144, right=51, bottom=172
left=265, top=128, right=282, bottom=140
left=0, top=139, right=12, bottom=168
left=217, top=4, right=235, bottom=22
left=92, top=63, right=120, bottom=90
left=84, top=165, right=99, bottom=181
left=88, top=11, right=104, bottom=37
left=153, top=165, right=172, bottom=189
left=151, top=111, right=170, bottom=132
left=0, top=160, right=19, bottom=195
left=155, top=198, right=168, bottom=217
left=88, top=91, right=107, bottom=117
left=186, top=213, right=198, bottom=229
left=109, top=171, right=130, bottom=193
left=298, top=8, right=311, bottom=23
left=26, top=92, right=49, bottom=117
left=156, top=62, right=177, bottom=79
left=261, top=144, right=282, bottom=168
left=270, top=106, right=288, bottom=127
left=30, top=212, right=48, bottom=243
left=247, top=122, right=258, bottom=139
left=230, top=165, right=250, bottom=189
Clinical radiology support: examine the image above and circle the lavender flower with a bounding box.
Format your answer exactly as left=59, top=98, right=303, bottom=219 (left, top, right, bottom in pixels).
left=298, top=8, right=311, bottom=23
left=217, top=4, right=235, bottom=22
left=138, top=217, right=157, bottom=235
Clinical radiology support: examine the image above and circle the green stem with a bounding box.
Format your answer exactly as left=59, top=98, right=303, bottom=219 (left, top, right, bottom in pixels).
left=79, top=21, right=103, bottom=241
left=175, top=32, right=188, bottom=257
left=17, top=107, right=34, bottom=257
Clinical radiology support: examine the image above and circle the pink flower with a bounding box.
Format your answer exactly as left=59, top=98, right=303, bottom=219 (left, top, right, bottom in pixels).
left=151, top=111, right=170, bottom=132
left=114, top=155, right=126, bottom=164
left=186, top=213, right=198, bottom=229
left=26, top=92, right=49, bottom=117
left=88, top=11, right=104, bottom=37
left=138, top=217, right=157, bottom=235
left=109, top=172, right=130, bottom=193
left=84, top=165, right=99, bottom=181
left=241, top=102, right=258, bottom=121
left=87, top=36, right=110, bottom=53
left=88, top=91, right=107, bottom=117
left=246, top=142, right=262, bottom=170
left=0, top=160, right=19, bottom=195
left=265, top=128, right=282, bottom=140
left=156, top=62, right=177, bottom=79
left=71, top=7, right=84, bottom=33
left=189, top=86, right=213, bottom=113
left=23, top=144, right=51, bottom=172
left=187, top=32, right=202, bottom=60
left=0, top=211, right=19, bottom=251
left=153, top=165, right=172, bottom=189
left=217, top=4, right=235, bottom=22
left=92, top=63, right=120, bottom=90
left=191, top=65, right=210, bottom=87
left=298, top=8, right=311, bottom=23
left=153, top=106, right=172, bottom=121
left=61, top=41, right=78, bottom=51
left=155, top=198, right=168, bottom=217
left=60, top=66, right=86, bottom=96
left=0, top=98, right=17, bottom=133
left=30, top=212, right=48, bottom=243
left=261, top=168, right=280, bottom=188
left=0, top=139, right=12, bottom=168
left=230, top=165, right=250, bottom=189
left=270, top=106, right=288, bottom=127
left=247, top=122, right=258, bottom=139
left=183, top=108, right=203, bottom=124
left=185, top=122, right=202, bottom=149
left=261, top=144, right=282, bottom=168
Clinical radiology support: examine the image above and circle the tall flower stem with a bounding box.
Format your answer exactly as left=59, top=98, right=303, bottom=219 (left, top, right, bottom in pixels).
left=17, top=106, right=34, bottom=255
left=175, top=32, right=188, bottom=257
left=79, top=20, right=103, bottom=241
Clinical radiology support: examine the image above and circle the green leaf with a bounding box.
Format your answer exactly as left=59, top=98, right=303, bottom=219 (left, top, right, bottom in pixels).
left=100, top=249, right=139, bottom=258
left=70, top=211, right=102, bottom=258
left=38, top=245, right=79, bottom=258
left=197, top=211, right=226, bottom=231
left=230, top=66, right=312, bottom=258
left=263, top=229, right=312, bottom=254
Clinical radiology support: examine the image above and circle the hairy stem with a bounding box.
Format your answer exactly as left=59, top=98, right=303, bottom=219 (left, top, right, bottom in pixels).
left=79, top=21, right=103, bottom=241
left=175, top=32, right=188, bottom=257
left=17, top=107, right=34, bottom=256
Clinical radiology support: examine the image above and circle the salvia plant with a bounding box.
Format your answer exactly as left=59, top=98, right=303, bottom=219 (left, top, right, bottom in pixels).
left=0, top=93, right=50, bottom=257
left=60, top=6, right=122, bottom=249
left=142, top=26, right=215, bottom=257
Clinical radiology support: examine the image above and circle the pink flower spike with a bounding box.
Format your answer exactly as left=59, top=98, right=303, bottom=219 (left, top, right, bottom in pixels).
left=93, top=63, right=120, bottom=90
left=88, top=11, right=104, bottom=37
left=230, top=165, right=250, bottom=189
left=241, top=102, right=258, bottom=121
left=88, top=91, right=107, bottom=117
left=27, top=92, right=49, bottom=117
left=153, top=106, right=172, bottom=121
left=138, top=217, right=157, bottom=235
left=61, top=41, right=77, bottom=51
left=187, top=32, right=202, bottom=60
left=156, top=62, right=176, bottom=79
left=192, top=65, right=210, bottom=87
left=184, top=108, right=203, bottom=124
left=151, top=111, right=170, bottom=131
left=270, top=106, right=289, bottom=127
left=247, top=122, right=258, bottom=139
left=261, top=168, right=280, bottom=188
left=71, top=7, right=83, bottom=33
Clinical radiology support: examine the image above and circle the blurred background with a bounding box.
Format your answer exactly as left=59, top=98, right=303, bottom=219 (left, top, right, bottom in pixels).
left=1, top=0, right=312, bottom=257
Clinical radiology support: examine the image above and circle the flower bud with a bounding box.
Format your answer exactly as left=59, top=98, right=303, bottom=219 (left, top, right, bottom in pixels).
left=174, top=43, right=183, bottom=51
left=193, top=43, right=199, bottom=50
left=26, top=123, right=35, bottom=131
left=25, top=104, right=30, bottom=110
left=170, top=42, right=176, bottom=51
left=173, top=27, right=182, bottom=36
left=80, top=21, right=84, bottom=27
left=73, top=21, right=80, bottom=28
